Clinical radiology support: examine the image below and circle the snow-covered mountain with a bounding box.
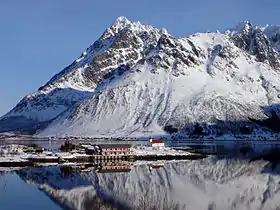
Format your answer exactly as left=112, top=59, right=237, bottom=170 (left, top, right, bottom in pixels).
left=1, top=18, right=280, bottom=137
left=0, top=17, right=161, bottom=133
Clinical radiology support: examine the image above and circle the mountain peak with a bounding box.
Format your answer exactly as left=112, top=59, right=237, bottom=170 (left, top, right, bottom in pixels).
left=100, top=16, right=132, bottom=40
left=236, top=20, right=253, bottom=31
left=100, top=16, right=156, bottom=41
left=160, top=28, right=169, bottom=35
left=225, top=21, right=254, bottom=36
left=114, top=16, right=131, bottom=25
left=112, top=16, right=131, bottom=29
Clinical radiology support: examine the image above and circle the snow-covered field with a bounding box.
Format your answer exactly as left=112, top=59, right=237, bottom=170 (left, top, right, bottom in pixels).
left=0, top=144, right=30, bottom=163
left=131, top=145, right=193, bottom=156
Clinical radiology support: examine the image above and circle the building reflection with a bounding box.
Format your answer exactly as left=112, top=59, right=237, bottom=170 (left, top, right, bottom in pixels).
left=76, top=161, right=133, bottom=174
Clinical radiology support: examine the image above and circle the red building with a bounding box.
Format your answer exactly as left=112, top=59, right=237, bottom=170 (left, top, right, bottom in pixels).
left=97, top=162, right=132, bottom=173
left=83, top=144, right=132, bottom=156
left=149, top=138, right=165, bottom=147
left=97, top=144, right=131, bottom=156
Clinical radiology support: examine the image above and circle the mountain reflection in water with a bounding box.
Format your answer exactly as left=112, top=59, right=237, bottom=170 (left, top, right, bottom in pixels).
left=4, top=157, right=278, bottom=210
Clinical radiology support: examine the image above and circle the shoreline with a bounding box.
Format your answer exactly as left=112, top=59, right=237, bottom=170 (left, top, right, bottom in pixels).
left=0, top=143, right=206, bottom=168
left=0, top=153, right=206, bottom=168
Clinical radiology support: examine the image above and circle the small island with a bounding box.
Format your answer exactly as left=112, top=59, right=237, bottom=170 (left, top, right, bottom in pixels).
left=0, top=139, right=205, bottom=168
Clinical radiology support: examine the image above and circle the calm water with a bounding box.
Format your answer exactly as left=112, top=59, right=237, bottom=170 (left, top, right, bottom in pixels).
left=2, top=138, right=280, bottom=154
left=0, top=157, right=280, bottom=210
left=1, top=138, right=280, bottom=209
left=0, top=172, right=62, bottom=210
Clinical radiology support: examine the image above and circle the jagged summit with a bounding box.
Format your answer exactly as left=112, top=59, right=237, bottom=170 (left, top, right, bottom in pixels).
left=225, top=21, right=253, bottom=36
left=114, top=16, right=131, bottom=25
left=160, top=28, right=169, bottom=36
left=224, top=21, right=280, bottom=69
left=226, top=21, right=280, bottom=41
left=2, top=18, right=280, bottom=138
left=100, top=16, right=132, bottom=40
left=100, top=16, right=156, bottom=41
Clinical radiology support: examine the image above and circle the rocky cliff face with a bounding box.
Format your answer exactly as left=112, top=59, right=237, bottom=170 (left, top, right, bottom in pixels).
left=2, top=18, right=280, bottom=137
left=228, top=21, right=280, bottom=70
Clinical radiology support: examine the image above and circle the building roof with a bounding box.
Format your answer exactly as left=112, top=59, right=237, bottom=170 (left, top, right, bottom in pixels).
left=98, top=144, right=131, bottom=149
left=151, top=140, right=164, bottom=143
left=151, top=165, right=163, bottom=169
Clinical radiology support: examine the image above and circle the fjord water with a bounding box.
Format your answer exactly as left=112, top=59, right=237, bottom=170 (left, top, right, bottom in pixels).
left=0, top=172, right=62, bottom=210
left=1, top=157, right=280, bottom=210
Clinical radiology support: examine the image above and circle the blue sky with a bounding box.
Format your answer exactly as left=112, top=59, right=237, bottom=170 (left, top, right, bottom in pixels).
left=0, top=0, right=279, bottom=116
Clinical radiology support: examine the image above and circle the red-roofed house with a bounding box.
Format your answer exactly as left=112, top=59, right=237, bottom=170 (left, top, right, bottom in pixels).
left=149, top=138, right=165, bottom=148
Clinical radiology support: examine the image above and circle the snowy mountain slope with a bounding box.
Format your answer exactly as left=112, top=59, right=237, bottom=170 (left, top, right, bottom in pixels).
left=2, top=17, right=280, bottom=136
left=39, top=29, right=280, bottom=137
left=18, top=159, right=280, bottom=210
left=0, top=17, right=162, bottom=132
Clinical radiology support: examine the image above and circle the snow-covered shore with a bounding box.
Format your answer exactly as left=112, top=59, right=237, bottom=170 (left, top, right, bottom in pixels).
left=0, top=144, right=30, bottom=163
left=0, top=144, right=202, bottom=167
left=131, top=145, right=193, bottom=156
